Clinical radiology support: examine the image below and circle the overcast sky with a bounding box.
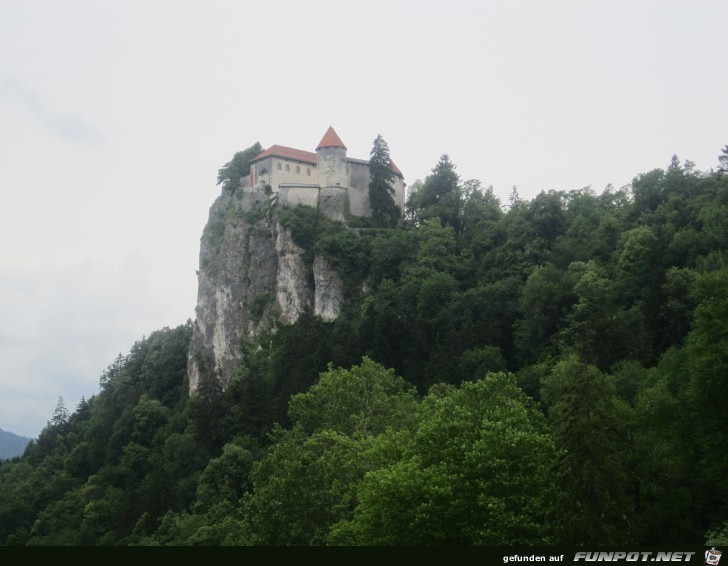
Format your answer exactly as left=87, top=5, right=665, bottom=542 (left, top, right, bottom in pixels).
left=1, top=0, right=726, bottom=437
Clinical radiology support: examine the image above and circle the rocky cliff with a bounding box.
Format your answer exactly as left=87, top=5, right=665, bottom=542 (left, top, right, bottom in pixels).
left=187, top=189, right=343, bottom=393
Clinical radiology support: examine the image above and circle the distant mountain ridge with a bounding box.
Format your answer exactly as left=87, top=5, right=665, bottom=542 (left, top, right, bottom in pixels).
left=0, top=428, right=31, bottom=460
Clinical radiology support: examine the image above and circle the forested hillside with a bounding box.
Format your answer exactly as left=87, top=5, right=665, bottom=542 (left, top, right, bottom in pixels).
left=0, top=429, right=31, bottom=461
left=2, top=148, right=727, bottom=545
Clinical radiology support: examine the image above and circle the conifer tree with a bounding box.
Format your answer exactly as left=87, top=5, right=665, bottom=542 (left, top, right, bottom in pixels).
left=718, top=145, right=728, bottom=177
left=542, top=357, right=639, bottom=544
left=368, top=135, right=399, bottom=227
left=508, top=185, right=520, bottom=209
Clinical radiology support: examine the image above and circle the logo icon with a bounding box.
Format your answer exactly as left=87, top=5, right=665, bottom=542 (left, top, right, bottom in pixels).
left=706, top=548, right=722, bottom=566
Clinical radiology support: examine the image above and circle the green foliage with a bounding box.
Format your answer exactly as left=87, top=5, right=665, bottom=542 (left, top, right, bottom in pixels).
left=368, top=228, right=417, bottom=284
left=288, top=358, right=419, bottom=436
left=0, top=323, right=195, bottom=545
left=706, top=522, right=728, bottom=545
left=240, top=359, right=419, bottom=545
left=216, top=143, right=263, bottom=193
left=242, top=428, right=381, bottom=545
left=278, top=205, right=370, bottom=298
left=277, top=205, right=326, bottom=267
left=194, top=441, right=258, bottom=512
left=368, top=134, right=400, bottom=227
left=718, top=145, right=728, bottom=177
left=3, top=152, right=728, bottom=546
left=633, top=355, right=699, bottom=543
left=454, top=345, right=506, bottom=382
left=684, top=268, right=728, bottom=523
left=526, top=190, right=567, bottom=242
left=406, top=155, right=461, bottom=230
left=542, top=357, right=639, bottom=544
left=331, top=373, right=557, bottom=545
left=632, top=169, right=667, bottom=215
left=514, top=263, right=576, bottom=365
left=416, top=218, right=456, bottom=271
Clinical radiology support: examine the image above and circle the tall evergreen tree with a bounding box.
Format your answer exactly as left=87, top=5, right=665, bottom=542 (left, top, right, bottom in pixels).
left=508, top=185, right=520, bottom=210
left=542, top=357, right=639, bottom=544
left=368, top=135, right=399, bottom=227
left=718, top=145, right=728, bottom=177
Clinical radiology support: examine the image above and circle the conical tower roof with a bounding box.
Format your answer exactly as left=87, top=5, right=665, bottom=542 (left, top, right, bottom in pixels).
left=316, top=126, right=347, bottom=150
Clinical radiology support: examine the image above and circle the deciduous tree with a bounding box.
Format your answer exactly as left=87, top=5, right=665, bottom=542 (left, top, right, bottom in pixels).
left=216, top=142, right=263, bottom=194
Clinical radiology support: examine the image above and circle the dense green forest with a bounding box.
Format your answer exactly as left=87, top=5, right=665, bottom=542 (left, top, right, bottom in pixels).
left=2, top=147, right=728, bottom=545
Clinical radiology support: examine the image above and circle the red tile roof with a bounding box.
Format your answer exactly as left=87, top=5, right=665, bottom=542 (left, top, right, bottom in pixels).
left=251, top=145, right=317, bottom=165
left=250, top=130, right=403, bottom=178
left=316, top=126, right=347, bottom=150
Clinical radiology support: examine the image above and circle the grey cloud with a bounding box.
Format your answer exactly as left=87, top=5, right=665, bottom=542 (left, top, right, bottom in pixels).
left=0, top=75, right=102, bottom=145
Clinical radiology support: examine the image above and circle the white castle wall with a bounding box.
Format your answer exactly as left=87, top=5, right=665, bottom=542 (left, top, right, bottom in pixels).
left=245, top=138, right=406, bottom=220
left=278, top=185, right=320, bottom=209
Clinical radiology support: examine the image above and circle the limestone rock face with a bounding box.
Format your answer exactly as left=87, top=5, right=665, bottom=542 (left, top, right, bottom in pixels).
left=274, top=224, right=313, bottom=325
left=187, top=190, right=343, bottom=393
left=313, top=256, right=343, bottom=322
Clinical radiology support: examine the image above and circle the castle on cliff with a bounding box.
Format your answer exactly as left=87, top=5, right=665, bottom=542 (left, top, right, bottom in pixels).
left=241, top=126, right=406, bottom=221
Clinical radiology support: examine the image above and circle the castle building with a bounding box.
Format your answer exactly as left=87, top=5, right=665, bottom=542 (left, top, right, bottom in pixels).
left=243, top=127, right=405, bottom=220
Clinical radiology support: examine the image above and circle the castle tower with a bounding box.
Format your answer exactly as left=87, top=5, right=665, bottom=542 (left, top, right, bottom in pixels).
left=316, top=126, right=348, bottom=221
left=316, top=126, right=347, bottom=188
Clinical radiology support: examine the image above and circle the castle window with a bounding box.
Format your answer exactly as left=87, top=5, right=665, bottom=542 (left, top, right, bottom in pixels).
left=296, top=165, right=301, bottom=174
left=276, top=162, right=281, bottom=170
left=306, top=168, right=311, bottom=176
left=285, top=163, right=290, bottom=172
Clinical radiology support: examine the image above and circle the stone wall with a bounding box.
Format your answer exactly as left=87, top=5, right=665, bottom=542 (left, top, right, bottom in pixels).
left=278, top=185, right=319, bottom=209
left=317, top=147, right=347, bottom=189
left=347, top=160, right=373, bottom=217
